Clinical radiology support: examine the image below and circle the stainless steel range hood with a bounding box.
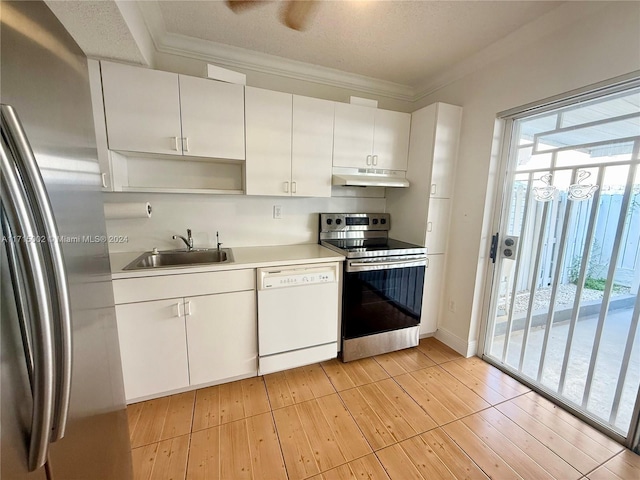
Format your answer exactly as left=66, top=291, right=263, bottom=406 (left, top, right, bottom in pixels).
left=331, top=167, right=410, bottom=188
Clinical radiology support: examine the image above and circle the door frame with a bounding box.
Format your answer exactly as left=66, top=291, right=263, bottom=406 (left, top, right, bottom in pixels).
left=477, top=73, right=640, bottom=451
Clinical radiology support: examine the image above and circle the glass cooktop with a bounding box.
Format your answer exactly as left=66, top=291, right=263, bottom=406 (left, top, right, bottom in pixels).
left=321, top=238, right=426, bottom=258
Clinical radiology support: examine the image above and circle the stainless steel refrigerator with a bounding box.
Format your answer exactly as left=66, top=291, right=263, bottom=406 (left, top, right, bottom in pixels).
left=1, top=1, right=133, bottom=478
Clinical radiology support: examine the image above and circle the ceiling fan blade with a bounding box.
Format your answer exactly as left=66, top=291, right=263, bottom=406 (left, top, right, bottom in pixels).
left=225, top=0, right=268, bottom=13
left=280, top=0, right=319, bottom=31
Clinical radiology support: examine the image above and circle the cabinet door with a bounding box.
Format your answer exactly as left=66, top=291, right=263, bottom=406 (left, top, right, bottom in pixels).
left=425, top=198, right=451, bottom=255
left=372, top=109, right=411, bottom=170
left=291, top=96, right=334, bottom=197
left=185, top=290, right=257, bottom=386
left=421, top=254, right=445, bottom=335
left=245, top=87, right=293, bottom=196
left=332, top=102, right=375, bottom=168
left=179, top=75, right=245, bottom=160
left=430, top=103, right=462, bottom=198
left=101, top=61, right=181, bottom=155
left=87, top=60, right=112, bottom=191
left=115, top=299, right=189, bottom=401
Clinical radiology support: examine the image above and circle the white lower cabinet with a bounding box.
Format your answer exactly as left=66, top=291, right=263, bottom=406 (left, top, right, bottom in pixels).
left=420, top=254, right=445, bottom=335
left=113, top=269, right=256, bottom=402
left=186, top=290, right=257, bottom=385
left=116, top=299, right=190, bottom=400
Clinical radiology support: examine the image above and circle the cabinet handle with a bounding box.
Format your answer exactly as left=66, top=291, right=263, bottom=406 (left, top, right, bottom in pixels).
left=427, top=221, right=433, bottom=232
left=366, top=155, right=372, bottom=166
left=372, top=155, right=378, bottom=166
left=431, top=184, right=437, bottom=195
left=175, top=301, right=183, bottom=317
left=172, top=136, right=180, bottom=151
left=291, top=181, right=297, bottom=193
left=182, top=137, right=189, bottom=152
left=185, top=301, right=192, bottom=316
left=101, top=172, right=107, bottom=189
left=284, top=181, right=289, bottom=193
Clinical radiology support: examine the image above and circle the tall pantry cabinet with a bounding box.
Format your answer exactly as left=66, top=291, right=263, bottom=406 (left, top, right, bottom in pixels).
left=386, top=103, right=462, bottom=335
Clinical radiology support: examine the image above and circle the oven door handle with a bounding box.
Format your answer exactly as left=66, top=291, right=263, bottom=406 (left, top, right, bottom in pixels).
left=347, top=256, right=427, bottom=272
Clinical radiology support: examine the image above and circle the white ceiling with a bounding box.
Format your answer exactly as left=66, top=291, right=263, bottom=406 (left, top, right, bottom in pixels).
left=45, top=0, right=148, bottom=65
left=51, top=0, right=609, bottom=101
left=154, top=0, right=562, bottom=88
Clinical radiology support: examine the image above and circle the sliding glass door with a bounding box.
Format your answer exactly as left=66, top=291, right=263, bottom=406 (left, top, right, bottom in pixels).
left=484, top=83, right=640, bottom=444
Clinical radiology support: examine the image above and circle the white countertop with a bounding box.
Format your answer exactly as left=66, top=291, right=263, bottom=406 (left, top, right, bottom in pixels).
left=110, top=244, right=345, bottom=280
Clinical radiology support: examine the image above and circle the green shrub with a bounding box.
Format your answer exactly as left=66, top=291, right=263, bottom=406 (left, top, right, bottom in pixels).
left=584, top=278, right=606, bottom=291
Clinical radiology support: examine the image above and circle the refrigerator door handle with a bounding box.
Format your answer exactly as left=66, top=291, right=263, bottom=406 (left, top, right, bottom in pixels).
left=2, top=209, right=35, bottom=383
left=1, top=105, right=72, bottom=442
left=0, top=136, right=56, bottom=472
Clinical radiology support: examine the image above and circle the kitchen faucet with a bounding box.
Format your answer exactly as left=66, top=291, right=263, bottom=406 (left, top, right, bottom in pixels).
left=173, top=229, right=194, bottom=251
left=216, top=231, right=222, bottom=253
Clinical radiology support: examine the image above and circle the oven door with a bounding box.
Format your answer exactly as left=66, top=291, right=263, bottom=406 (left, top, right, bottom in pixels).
left=342, top=256, right=426, bottom=340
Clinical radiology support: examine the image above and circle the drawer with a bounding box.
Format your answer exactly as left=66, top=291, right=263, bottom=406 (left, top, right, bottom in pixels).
left=113, top=269, right=255, bottom=304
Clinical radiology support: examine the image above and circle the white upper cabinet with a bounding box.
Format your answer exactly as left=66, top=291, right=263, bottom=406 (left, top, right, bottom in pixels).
left=87, top=59, right=112, bottom=190
left=291, top=95, right=334, bottom=198
left=246, top=88, right=334, bottom=197
left=332, top=103, right=376, bottom=168
left=333, top=102, right=410, bottom=170
left=429, top=103, right=461, bottom=199
left=245, top=87, right=293, bottom=196
left=101, top=61, right=181, bottom=156
left=373, top=109, right=411, bottom=170
left=101, top=61, right=245, bottom=160
left=178, top=75, right=245, bottom=160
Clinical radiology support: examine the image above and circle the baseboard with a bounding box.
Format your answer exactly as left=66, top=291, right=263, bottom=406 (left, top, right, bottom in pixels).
left=419, top=331, right=436, bottom=339
left=434, top=328, right=477, bottom=357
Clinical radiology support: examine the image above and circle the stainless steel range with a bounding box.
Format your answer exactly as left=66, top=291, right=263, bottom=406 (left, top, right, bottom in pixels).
left=319, top=213, right=427, bottom=361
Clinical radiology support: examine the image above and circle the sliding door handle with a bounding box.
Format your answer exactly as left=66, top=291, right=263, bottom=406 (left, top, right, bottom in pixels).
left=0, top=135, right=55, bottom=471
left=1, top=105, right=72, bottom=442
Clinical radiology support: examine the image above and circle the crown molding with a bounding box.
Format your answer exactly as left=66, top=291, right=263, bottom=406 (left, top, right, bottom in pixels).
left=135, top=0, right=168, bottom=52
left=156, top=33, right=417, bottom=101
left=135, top=0, right=415, bottom=101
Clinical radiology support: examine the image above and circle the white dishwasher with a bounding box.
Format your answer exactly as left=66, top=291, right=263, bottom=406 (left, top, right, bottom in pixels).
left=257, top=262, right=339, bottom=375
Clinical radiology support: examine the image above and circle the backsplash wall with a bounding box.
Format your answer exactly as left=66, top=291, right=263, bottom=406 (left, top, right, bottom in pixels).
left=104, top=192, right=386, bottom=253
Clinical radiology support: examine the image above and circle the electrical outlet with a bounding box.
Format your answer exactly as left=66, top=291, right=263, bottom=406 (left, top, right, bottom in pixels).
left=448, top=299, right=456, bottom=313
left=273, top=205, right=282, bottom=219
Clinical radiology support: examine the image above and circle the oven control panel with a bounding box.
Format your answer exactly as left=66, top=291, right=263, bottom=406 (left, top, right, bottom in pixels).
left=320, top=213, right=390, bottom=232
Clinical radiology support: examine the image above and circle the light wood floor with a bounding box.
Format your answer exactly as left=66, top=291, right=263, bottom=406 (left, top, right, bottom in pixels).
left=127, top=337, right=639, bottom=480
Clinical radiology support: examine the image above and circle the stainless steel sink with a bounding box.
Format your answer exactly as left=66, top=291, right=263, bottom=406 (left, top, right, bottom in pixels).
left=123, top=248, right=234, bottom=270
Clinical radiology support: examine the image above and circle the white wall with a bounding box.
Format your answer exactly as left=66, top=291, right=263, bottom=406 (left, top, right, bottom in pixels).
left=105, top=192, right=385, bottom=253
left=416, top=2, right=640, bottom=354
